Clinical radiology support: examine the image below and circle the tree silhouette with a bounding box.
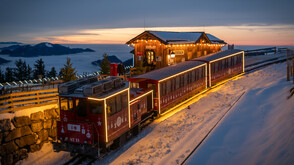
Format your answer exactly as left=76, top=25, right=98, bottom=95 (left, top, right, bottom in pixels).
left=5, top=67, right=14, bottom=82
left=33, top=58, right=46, bottom=79
left=13, top=59, right=31, bottom=81
left=0, top=69, right=4, bottom=83
left=60, top=57, right=77, bottom=82
left=99, top=53, right=110, bottom=75
left=47, top=67, right=57, bottom=78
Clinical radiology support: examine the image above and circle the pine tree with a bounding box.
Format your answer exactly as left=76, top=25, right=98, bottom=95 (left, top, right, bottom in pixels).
left=14, top=59, right=26, bottom=80
left=99, top=53, right=110, bottom=75
left=60, top=57, right=77, bottom=82
left=47, top=67, right=57, bottom=78
left=33, top=58, right=46, bottom=79
left=26, top=64, right=32, bottom=80
left=0, top=68, right=5, bottom=83
left=5, top=67, right=14, bottom=82
left=13, top=59, right=32, bottom=81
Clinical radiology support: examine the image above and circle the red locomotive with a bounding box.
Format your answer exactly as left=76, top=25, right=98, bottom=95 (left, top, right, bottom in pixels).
left=53, top=49, right=244, bottom=157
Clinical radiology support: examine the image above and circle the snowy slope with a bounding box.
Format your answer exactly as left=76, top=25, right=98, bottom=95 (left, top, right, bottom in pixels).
left=186, top=67, right=294, bottom=165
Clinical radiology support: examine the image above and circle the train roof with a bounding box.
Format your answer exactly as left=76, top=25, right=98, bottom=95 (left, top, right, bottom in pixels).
left=129, top=60, right=205, bottom=82
left=58, top=76, right=129, bottom=99
left=193, top=49, right=243, bottom=62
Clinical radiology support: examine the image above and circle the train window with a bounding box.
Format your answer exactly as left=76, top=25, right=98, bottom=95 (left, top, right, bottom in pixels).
left=188, top=71, right=192, bottom=84
left=116, top=94, right=122, bottom=112
left=60, top=97, right=73, bottom=111
left=75, top=99, right=87, bottom=117
left=172, top=78, right=176, bottom=91
left=184, top=74, right=188, bottom=86
left=131, top=82, right=139, bottom=88
left=89, top=100, right=103, bottom=114
left=180, top=75, right=183, bottom=87
left=147, top=83, right=157, bottom=98
left=107, top=97, right=116, bottom=116
left=199, top=68, right=203, bottom=79
left=176, top=76, right=180, bottom=89
left=166, top=80, right=171, bottom=94
left=122, top=92, right=128, bottom=109
left=160, top=83, right=166, bottom=96
left=214, top=62, right=217, bottom=73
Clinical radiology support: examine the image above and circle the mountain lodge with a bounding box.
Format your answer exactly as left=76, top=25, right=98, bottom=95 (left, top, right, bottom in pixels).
left=126, top=31, right=226, bottom=72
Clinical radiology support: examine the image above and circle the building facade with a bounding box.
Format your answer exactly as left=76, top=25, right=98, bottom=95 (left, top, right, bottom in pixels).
left=126, top=31, right=226, bottom=72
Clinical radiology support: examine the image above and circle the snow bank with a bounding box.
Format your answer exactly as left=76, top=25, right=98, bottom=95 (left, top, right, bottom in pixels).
left=16, top=142, right=71, bottom=165
left=186, top=72, right=294, bottom=165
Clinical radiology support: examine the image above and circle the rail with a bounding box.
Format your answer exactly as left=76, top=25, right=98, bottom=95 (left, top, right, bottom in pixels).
left=0, top=88, right=58, bottom=114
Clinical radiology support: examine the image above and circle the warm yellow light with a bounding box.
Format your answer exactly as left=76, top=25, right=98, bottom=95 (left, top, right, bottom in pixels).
left=104, top=100, right=108, bottom=142
left=158, top=83, right=161, bottom=114
left=88, top=88, right=129, bottom=101
left=209, top=63, right=212, bottom=87
left=128, top=89, right=131, bottom=128
left=204, top=65, right=207, bottom=89
left=242, top=51, right=245, bottom=73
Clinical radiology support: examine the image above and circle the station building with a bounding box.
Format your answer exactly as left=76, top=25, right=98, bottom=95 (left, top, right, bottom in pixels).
left=126, top=31, right=226, bottom=72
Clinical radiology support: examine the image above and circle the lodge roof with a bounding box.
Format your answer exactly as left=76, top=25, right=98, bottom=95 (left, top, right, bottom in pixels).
left=126, top=31, right=226, bottom=45
left=129, top=60, right=205, bottom=82
left=193, top=49, right=243, bottom=62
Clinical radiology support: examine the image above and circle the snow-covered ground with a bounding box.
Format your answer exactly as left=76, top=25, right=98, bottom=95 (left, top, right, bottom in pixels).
left=185, top=66, right=294, bottom=164
left=16, top=62, right=293, bottom=165
left=103, top=62, right=293, bottom=165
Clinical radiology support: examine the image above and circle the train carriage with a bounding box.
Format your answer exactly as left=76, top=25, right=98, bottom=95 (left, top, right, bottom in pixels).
left=54, top=76, right=153, bottom=157
left=194, top=49, right=245, bottom=87
left=128, top=60, right=207, bottom=114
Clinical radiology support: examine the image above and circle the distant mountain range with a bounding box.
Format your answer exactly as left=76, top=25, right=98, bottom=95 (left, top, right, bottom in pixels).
left=0, top=42, right=22, bottom=44
left=0, top=42, right=95, bottom=57
left=91, top=55, right=133, bottom=66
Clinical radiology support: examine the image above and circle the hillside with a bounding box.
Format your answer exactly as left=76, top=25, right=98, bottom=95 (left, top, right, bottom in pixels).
left=0, top=42, right=95, bottom=57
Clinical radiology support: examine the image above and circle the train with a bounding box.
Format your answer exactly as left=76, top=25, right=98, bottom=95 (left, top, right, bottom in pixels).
left=53, top=49, right=245, bottom=157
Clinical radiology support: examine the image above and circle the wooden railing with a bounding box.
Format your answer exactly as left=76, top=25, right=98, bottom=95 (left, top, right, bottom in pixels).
left=0, top=88, right=58, bottom=114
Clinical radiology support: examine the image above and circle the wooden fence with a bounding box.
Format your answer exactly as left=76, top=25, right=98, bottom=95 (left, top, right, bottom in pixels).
left=0, top=88, right=58, bottom=114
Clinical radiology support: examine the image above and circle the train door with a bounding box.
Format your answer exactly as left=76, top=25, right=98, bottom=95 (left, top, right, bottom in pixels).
left=74, top=98, right=89, bottom=122
left=88, top=99, right=105, bottom=142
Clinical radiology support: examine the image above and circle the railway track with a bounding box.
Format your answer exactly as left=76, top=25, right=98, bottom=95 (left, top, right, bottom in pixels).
left=62, top=57, right=288, bottom=165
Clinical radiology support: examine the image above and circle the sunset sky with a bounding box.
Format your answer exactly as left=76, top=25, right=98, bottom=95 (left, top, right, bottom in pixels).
left=0, top=0, right=293, bottom=45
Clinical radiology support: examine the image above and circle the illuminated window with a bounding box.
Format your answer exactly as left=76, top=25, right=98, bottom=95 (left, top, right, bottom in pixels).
left=146, top=50, right=155, bottom=64
left=60, top=97, right=73, bottom=111
left=107, top=97, right=116, bottom=116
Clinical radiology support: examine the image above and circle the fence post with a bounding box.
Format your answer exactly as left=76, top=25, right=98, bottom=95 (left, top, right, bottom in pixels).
left=37, top=92, right=40, bottom=105
left=10, top=94, right=14, bottom=109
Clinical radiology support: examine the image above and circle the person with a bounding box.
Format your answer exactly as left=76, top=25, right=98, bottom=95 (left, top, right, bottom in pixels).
left=118, top=62, right=125, bottom=76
